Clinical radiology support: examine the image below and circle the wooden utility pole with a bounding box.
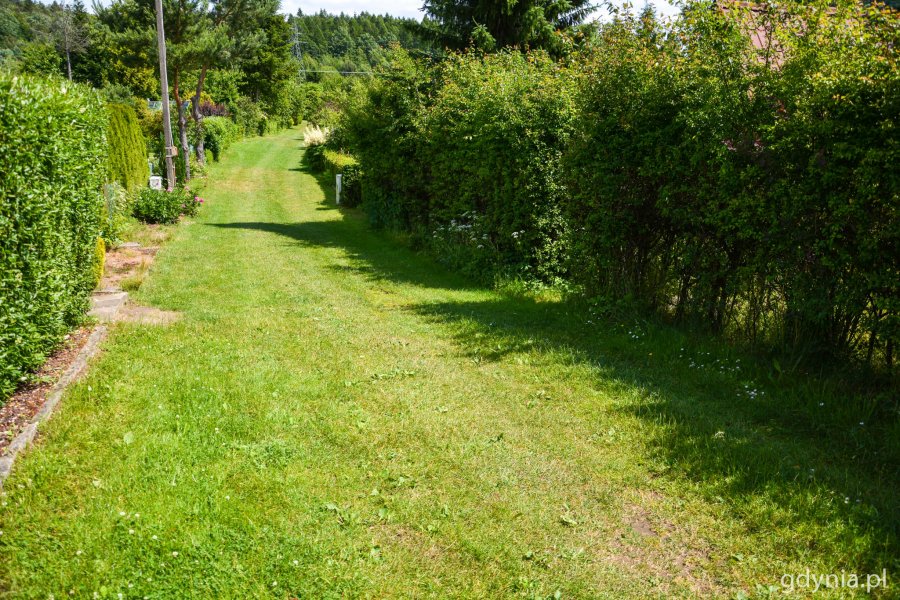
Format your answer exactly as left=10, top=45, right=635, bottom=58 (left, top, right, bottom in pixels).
left=155, top=0, right=176, bottom=188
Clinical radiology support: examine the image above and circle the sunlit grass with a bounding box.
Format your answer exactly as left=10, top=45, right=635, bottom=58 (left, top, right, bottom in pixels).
left=0, top=129, right=895, bottom=598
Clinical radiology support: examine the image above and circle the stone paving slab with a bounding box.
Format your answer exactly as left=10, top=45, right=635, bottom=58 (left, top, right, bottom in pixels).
left=88, top=291, right=128, bottom=323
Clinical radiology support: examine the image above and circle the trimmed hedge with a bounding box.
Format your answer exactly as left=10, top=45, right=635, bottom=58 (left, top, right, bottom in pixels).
left=323, top=149, right=361, bottom=207
left=107, top=102, right=149, bottom=191
left=0, top=74, right=108, bottom=399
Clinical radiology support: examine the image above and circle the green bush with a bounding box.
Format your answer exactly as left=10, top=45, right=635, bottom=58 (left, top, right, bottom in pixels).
left=100, top=182, right=131, bottom=246
left=107, top=102, right=149, bottom=191
left=346, top=48, right=575, bottom=282
left=202, top=116, right=241, bottom=161
left=565, top=1, right=899, bottom=363
left=323, top=149, right=362, bottom=208
left=346, top=3, right=899, bottom=366
left=92, top=237, right=106, bottom=289
left=343, top=48, right=436, bottom=233
left=0, top=73, right=108, bottom=400
left=181, top=190, right=203, bottom=218
left=132, top=188, right=188, bottom=224
left=231, top=96, right=267, bottom=137
left=340, top=163, right=363, bottom=208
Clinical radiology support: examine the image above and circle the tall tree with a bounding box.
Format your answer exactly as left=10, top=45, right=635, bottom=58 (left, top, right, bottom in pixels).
left=416, top=0, right=596, bottom=52
left=100, top=0, right=207, bottom=180
left=51, top=1, right=89, bottom=80
left=190, top=0, right=279, bottom=164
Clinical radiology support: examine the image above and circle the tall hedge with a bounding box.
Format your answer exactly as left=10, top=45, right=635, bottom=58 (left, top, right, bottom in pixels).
left=565, top=1, right=899, bottom=362
left=107, top=102, right=148, bottom=191
left=0, top=74, right=108, bottom=400
left=346, top=50, right=576, bottom=281
left=346, top=1, right=899, bottom=365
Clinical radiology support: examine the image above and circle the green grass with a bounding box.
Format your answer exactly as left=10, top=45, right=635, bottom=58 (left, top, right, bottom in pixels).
left=0, top=128, right=896, bottom=599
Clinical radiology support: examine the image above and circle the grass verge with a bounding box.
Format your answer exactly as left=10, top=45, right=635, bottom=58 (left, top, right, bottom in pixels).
left=0, top=128, right=895, bottom=598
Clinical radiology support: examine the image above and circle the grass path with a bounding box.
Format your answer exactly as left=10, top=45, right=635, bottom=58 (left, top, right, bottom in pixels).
left=0, top=129, right=895, bottom=598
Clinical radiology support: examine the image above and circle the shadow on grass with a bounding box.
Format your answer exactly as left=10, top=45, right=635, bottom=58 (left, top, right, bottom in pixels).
left=211, top=178, right=899, bottom=573
left=209, top=216, right=482, bottom=293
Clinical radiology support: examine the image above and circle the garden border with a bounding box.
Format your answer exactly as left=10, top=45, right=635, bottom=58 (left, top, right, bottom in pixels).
left=0, top=287, right=128, bottom=488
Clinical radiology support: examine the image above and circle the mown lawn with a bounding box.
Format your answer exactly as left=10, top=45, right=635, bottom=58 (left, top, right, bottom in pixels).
left=0, top=128, right=895, bottom=598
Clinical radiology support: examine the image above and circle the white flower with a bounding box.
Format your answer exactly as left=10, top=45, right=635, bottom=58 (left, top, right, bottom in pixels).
left=172, top=551, right=179, bottom=557
left=129, top=529, right=134, bottom=535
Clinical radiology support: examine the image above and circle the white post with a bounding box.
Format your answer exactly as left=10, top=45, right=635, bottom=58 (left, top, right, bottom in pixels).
left=335, top=173, right=342, bottom=205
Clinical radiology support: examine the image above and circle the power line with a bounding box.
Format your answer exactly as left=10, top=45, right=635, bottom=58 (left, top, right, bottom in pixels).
left=297, top=69, right=375, bottom=76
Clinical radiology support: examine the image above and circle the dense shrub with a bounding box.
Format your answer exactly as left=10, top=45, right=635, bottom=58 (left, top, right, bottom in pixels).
left=181, top=190, right=203, bottom=217
left=202, top=116, right=241, bottom=162
left=92, top=237, right=106, bottom=289
left=323, top=149, right=362, bottom=207
left=322, top=148, right=356, bottom=174
left=100, top=182, right=131, bottom=245
left=343, top=49, right=436, bottom=233
left=347, top=49, right=575, bottom=281
left=0, top=73, right=108, bottom=399
left=346, top=2, right=899, bottom=366
left=132, top=188, right=192, bottom=224
left=423, top=51, right=575, bottom=281
left=565, top=1, right=899, bottom=363
left=107, top=102, right=149, bottom=191
left=231, top=96, right=267, bottom=137
left=302, top=125, right=330, bottom=171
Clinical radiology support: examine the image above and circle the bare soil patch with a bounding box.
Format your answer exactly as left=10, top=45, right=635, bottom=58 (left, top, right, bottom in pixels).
left=100, top=245, right=158, bottom=291
left=588, top=493, right=724, bottom=597
left=0, top=327, right=94, bottom=454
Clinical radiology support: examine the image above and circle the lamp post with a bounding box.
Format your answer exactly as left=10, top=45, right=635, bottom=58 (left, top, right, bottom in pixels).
left=155, top=0, right=176, bottom=188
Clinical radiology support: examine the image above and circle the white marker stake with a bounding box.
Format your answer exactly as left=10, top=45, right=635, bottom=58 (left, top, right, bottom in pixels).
left=336, top=173, right=343, bottom=205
